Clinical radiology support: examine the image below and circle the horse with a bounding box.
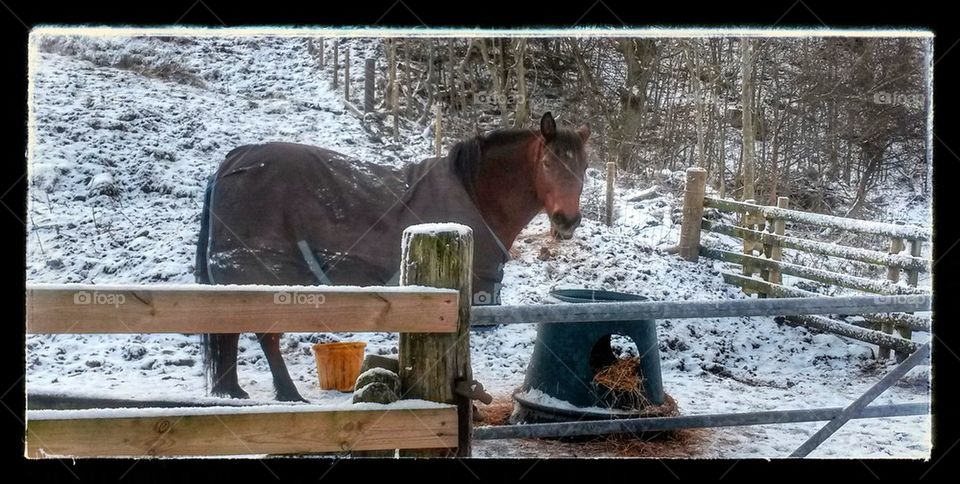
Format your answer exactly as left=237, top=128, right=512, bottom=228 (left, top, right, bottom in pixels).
left=195, top=112, right=590, bottom=401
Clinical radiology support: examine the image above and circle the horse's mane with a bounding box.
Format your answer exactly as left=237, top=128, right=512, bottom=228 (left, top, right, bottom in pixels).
left=449, top=128, right=536, bottom=199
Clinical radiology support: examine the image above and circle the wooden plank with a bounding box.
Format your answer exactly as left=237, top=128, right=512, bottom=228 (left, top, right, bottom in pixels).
left=26, top=407, right=457, bottom=458
left=704, top=197, right=931, bottom=241
left=721, top=272, right=817, bottom=298
left=720, top=273, right=930, bottom=332
left=785, top=314, right=919, bottom=355
left=702, top=220, right=929, bottom=272
left=26, top=285, right=459, bottom=334
left=700, top=247, right=928, bottom=296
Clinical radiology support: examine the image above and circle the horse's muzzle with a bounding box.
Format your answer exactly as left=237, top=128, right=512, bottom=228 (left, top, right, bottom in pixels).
left=550, top=212, right=581, bottom=240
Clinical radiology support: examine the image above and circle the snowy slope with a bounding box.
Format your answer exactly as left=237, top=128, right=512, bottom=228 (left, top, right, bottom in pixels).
left=25, top=34, right=930, bottom=459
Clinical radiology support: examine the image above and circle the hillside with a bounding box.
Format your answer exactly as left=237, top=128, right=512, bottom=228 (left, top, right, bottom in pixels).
left=25, top=34, right=931, bottom=458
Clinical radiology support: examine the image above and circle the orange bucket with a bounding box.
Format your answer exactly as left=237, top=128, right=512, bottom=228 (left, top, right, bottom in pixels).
left=312, top=342, right=367, bottom=391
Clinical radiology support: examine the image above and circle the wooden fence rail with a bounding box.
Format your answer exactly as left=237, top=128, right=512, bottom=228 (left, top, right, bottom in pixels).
left=701, top=220, right=929, bottom=272
left=26, top=285, right=459, bottom=334
left=699, top=247, right=927, bottom=296
left=27, top=406, right=457, bottom=458
left=679, top=167, right=932, bottom=359
left=703, top=197, right=931, bottom=241
left=26, top=225, right=472, bottom=459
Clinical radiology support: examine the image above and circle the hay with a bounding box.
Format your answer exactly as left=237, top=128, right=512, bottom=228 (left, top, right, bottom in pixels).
left=475, top=399, right=516, bottom=426
left=594, top=356, right=661, bottom=411
left=597, top=427, right=708, bottom=458
left=594, top=356, right=645, bottom=391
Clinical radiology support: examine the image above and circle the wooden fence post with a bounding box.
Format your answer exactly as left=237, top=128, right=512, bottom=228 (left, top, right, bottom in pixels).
left=740, top=199, right=759, bottom=285
left=767, top=196, right=789, bottom=285
left=344, top=47, right=351, bottom=101
left=332, top=41, right=339, bottom=90
left=389, top=41, right=400, bottom=142
left=678, top=167, right=707, bottom=262
left=434, top=106, right=443, bottom=158
left=364, top=58, right=375, bottom=113
left=896, top=238, right=922, bottom=361
left=399, top=224, right=473, bottom=457
left=318, top=38, right=324, bottom=67
left=605, top=162, right=616, bottom=226
left=879, top=237, right=905, bottom=359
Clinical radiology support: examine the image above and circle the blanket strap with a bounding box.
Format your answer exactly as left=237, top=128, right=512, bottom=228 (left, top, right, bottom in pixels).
left=297, top=240, right=333, bottom=285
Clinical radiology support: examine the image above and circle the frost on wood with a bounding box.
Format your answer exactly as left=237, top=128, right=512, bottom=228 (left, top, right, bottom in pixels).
left=702, top=220, right=930, bottom=272
left=27, top=399, right=453, bottom=420
left=402, top=223, right=472, bottom=237
left=704, top=197, right=931, bottom=241
left=26, top=282, right=457, bottom=294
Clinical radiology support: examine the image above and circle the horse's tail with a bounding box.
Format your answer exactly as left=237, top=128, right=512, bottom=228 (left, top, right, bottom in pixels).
left=195, top=174, right=214, bottom=285
left=196, top=174, right=220, bottom=393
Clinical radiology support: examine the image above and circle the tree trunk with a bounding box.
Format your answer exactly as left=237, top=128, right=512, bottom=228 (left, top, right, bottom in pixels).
left=513, top=39, right=529, bottom=128
left=616, top=39, right=657, bottom=171
left=740, top=38, right=757, bottom=201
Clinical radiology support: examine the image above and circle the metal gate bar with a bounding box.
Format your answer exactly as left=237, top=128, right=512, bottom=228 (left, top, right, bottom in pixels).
left=790, top=342, right=931, bottom=457
left=473, top=402, right=929, bottom=440
left=471, top=295, right=931, bottom=326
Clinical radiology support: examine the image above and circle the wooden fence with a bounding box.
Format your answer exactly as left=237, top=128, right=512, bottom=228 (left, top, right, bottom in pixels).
left=25, top=225, right=474, bottom=458
left=678, top=167, right=932, bottom=359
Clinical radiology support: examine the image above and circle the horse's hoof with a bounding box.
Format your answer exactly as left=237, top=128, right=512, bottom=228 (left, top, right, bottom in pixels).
left=277, top=392, right=309, bottom=403
left=277, top=390, right=310, bottom=403
left=213, top=385, right=250, bottom=400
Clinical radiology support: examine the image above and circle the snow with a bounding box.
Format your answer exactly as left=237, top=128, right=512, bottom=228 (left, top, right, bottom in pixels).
left=28, top=282, right=456, bottom=294
left=402, top=223, right=473, bottom=237
left=706, top=197, right=931, bottom=241
left=28, top=399, right=452, bottom=421
left=25, top=33, right=932, bottom=459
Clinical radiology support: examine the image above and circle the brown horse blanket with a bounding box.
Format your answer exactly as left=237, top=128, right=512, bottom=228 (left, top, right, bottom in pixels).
left=197, top=142, right=508, bottom=305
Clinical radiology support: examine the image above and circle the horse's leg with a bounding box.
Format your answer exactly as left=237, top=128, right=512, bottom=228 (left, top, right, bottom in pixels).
left=256, top=333, right=307, bottom=402
left=204, top=333, right=249, bottom=399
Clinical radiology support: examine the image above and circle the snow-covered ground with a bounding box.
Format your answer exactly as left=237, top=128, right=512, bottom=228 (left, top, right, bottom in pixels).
left=25, top=33, right=932, bottom=459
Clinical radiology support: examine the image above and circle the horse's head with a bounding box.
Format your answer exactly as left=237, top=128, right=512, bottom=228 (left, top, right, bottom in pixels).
left=534, top=112, right=590, bottom=240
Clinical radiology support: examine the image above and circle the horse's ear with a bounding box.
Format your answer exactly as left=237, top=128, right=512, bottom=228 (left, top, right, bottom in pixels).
left=540, top=112, right=557, bottom=142
left=577, top=123, right=591, bottom=143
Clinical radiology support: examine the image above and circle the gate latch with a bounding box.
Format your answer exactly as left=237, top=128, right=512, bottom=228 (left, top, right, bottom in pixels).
left=455, top=379, right=493, bottom=404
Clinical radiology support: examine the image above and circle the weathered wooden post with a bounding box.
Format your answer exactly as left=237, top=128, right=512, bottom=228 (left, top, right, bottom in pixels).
left=878, top=237, right=905, bottom=359
left=364, top=58, right=375, bottom=113
left=767, top=196, right=789, bottom=285
left=605, top=162, right=616, bottom=226
left=678, top=167, right=707, bottom=262
left=895, top=238, right=922, bottom=361
left=332, top=40, right=339, bottom=90
left=399, top=224, right=473, bottom=457
left=318, top=38, right=325, bottom=67
left=389, top=40, right=400, bottom=142
left=741, top=199, right=756, bottom=281
left=344, top=47, right=351, bottom=101
left=434, top=105, right=443, bottom=158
